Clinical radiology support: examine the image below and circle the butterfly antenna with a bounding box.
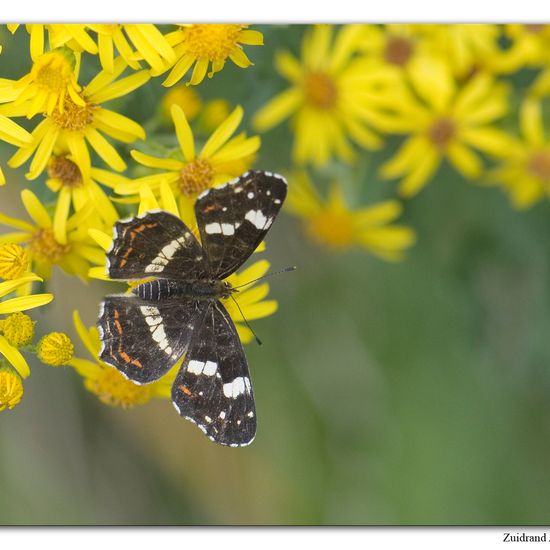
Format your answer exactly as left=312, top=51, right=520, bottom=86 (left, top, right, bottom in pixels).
left=232, top=265, right=297, bottom=290
left=230, top=295, right=263, bottom=346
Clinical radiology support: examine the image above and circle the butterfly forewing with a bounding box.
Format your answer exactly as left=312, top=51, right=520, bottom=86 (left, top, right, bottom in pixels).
left=195, top=171, right=287, bottom=279
left=172, top=301, right=256, bottom=447
left=107, top=211, right=210, bottom=280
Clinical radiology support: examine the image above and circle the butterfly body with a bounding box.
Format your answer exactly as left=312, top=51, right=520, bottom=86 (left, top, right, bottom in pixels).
left=132, top=279, right=233, bottom=301
left=97, top=170, right=287, bottom=447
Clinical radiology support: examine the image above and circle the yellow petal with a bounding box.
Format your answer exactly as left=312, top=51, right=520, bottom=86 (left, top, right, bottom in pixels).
left=72, top=309, right=99, bottom=360
left=21, top=189, right=51, bottom=229
left=398, top=147, right=440, bottom=197
left=0, top=335, right=30, bottom=378
left=171, top=104, right=195, bottom=161
left=89, top=228, right=112, bottom=252
left=0, top=293, right=53, bottom=314
left=53, top=186, right=71, bottom=245
left=85, top=128, right=126, bottom=171
left=253, top=88, right=302, bottom=132
left=131, top=149, right=183, bottom=171
left=201, top=105, right=243, bottom=159
left=0, top=274, right=42, bottom=298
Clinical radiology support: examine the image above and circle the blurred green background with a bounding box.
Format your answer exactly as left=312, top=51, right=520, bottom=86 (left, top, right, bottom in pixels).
left=2, top=24, right=550, bottom=525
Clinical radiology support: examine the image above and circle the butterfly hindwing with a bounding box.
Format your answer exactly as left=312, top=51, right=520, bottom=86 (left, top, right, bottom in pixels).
left=107, top=211, right=210, bottom=280
left=195, top=170, right=287, bottom=279
left=99, top=295, right=208, bottom=384
left=172, top=301, right=256, bottom=447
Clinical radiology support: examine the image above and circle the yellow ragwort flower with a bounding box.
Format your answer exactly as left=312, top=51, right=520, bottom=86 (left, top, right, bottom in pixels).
left=0, top=273, right=53, bottom=378
left=4, top=48, right=84, bottom=119
left=86, top=24, right=176, bottom=73
left=0, top=312, right=35, bottom=347
left=0, top=189, right=105, bottom=280
left=46, top=150, right=122, bottom=228
left=489, top=99, right=550, bottom=209
left=117, top=104, right=259, bottom=219
left=89, top=180, right=276, bottom=343
left=253, top=25, right=395, bottom=166
left=1, top=57, right=149, bottom=181
left=160, top=24, right=263, bottom=87
left=413, top=24, right=503, bottom=78
left=160, top=85, right=202, bottom=124
left=8, top=24, right=98, bottom=61
left=37, top=332, right=74, bottom=366
left=69, top=310, right=174, bottom=407
left=0, top=244, right=30, bottom=280
left=0, top=364, right=24, bottom=411
left=496, top=25, right=550, bottom=73
left=288, top=172, right=416, bottom=261
left=378, top=57, right=513, bottom=197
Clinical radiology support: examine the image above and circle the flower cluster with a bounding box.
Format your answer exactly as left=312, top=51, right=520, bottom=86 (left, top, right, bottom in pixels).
left=1, top=23, right=549, bottom=414
left=0, top=23, right=277, bottom=412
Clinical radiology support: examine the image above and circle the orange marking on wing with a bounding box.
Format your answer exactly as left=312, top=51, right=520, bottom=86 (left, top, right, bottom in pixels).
left=119, top=350, right=132, bottom=363
left=179, top=385, right=193, bottom=396
left=130, top=358, right=143, bottom=368
left=113, top=308, right=123, bottom=335
left=202, top=204, right=220, bottom=214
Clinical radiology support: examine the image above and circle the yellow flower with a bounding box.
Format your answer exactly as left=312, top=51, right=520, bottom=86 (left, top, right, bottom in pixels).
left=0, top=112, right=33, bottom=185
left=0, top=244, right=30, bottom=280
left=489, top=99, right=550, bottom=209
left=69, top=310, right=174, bottom=407
left=253, top=25, right=394, bottom=166
left=497, top=25, right=550, bottom=73
left=1, top=57, right=149, bottom=181
left=414, top=24, right=503, bottom=78
left=46, top=151, right=121, bottom=228
left=0, top=273, right=53, bottom=378
left=197, top=98, right=232, bottom=134
left=160, top=24, right=263, bottom=86
left=0, top=312, right=35, bottom=347
left=357, top=24, right=429, bottom=75
left=160, top=85, right=202, bottom=124
left=8, top=24, right=97, bottom=61
left=89, top=181, right=277, bottom=343
left=0, top=189, right=105, bottom=280
left=378, top=57, right=512, bottom=197
left=288, top=172, right=415, bottom=261
left=0, top=364, right=24, bottom=411
left=37, top=332, right=74, bottom=366
left=117, top=104, right=259, bottom=219
left=4, top=48, right=84, bottom=118
left=86, top=24, right=176, bottom=74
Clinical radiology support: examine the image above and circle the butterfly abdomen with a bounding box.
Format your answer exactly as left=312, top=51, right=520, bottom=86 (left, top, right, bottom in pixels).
left=133, top=279, right=232, bottom=301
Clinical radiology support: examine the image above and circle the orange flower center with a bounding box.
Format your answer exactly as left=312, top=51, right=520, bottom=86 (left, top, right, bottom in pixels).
left=428, top=117, right=457, bottom=149
left=179, top=158, right=215, bottom=197
left=49, top=94, right=95, bottom=132
left=29, top=228, right=70, bottom=264
left=384, top=36, right=414, bottom=66
left=182, top=24, right=246, bottom=62
left=525, top=24, right=547, bottom=34
left=304, top=71, right=338, bottom=110
left=48, top=156, right=83, bottom=188
left=85, top=366, right=152, bottom=408
left=527, top=151, right=550, bottom=182
left=306, top=211, right=354, bottom=249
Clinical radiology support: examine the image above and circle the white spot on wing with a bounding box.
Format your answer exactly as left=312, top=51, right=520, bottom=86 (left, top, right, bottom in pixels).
left=245, top=209, right=270, bottom=229
left=203, top=360, right=217, bottom=376
left=223, top=376, right=251, bottom=398
left=219, top=411, right=226, bottom=420
left=205, top=222, right=222, bottom=234
left=187, top=359, right=204, bottom=375
left=221, top=223, right=235, bottom=236
left=247, top=192, right=254, bottom=199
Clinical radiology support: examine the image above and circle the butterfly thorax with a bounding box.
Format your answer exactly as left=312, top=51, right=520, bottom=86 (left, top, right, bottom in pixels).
left=132, top=279, right=233, bottom=301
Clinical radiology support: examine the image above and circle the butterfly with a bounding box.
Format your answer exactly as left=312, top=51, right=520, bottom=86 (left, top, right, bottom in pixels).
left=97, top=171, right=287, bottom=447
